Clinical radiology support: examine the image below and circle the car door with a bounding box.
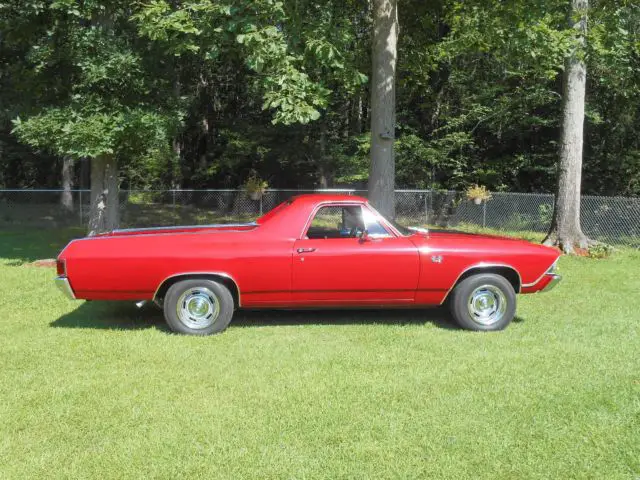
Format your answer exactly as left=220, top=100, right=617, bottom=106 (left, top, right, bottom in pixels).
left=291, top=204, right=420, bottom=305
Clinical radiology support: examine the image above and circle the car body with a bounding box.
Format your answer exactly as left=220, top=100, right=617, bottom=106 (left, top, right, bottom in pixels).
left=55, top=194, right=561, bottom=333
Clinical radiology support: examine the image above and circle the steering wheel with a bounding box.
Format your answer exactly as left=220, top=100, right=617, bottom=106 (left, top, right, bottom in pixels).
left=349, top=226, right=364, bottom=238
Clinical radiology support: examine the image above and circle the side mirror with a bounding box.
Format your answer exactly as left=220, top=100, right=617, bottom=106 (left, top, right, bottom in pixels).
left=359, top=229, right=369, bottom=243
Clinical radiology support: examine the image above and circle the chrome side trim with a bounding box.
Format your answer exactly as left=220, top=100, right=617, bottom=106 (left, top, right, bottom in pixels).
left=541, top=274, right=562, bottom=292
left=521, top=258, right=561, bottom=288
left=112, top=223, right=257, bottom=234
left=439, top=262, right=523, bottom=304
left=153, top=272, right=242, bottom=307
left=76, top=227, right=257, bottom=241
left=55, top=276, right=76, bottom=300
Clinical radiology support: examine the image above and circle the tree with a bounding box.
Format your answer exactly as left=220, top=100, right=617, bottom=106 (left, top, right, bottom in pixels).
left=10, top=1, right=180, bottom=235
left=4, top=0, right=640, bottom=204
left=11, top=0, right=338, bottom=233
left=368, top=0, right=398, bottom=218
left=544, top=0, right=591, bottom=253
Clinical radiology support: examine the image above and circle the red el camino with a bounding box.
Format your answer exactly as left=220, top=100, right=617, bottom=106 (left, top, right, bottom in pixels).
left=55, top=194, right=561, bottom=334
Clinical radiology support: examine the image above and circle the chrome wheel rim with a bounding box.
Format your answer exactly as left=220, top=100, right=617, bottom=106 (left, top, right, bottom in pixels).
left=467, top=285, right=507, bottom=326
left=176, top=287, right=220, bottom=330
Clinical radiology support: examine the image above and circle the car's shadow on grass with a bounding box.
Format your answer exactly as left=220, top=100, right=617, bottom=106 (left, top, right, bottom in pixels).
left=232, top=308, right=461, bottom=330
left=51, top=302, right=168, bottom=332
left=50, top=301, right=515, bottom=332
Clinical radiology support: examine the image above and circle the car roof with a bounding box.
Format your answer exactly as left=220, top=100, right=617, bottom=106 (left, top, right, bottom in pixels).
left=290, top=193, right=368, bottom=205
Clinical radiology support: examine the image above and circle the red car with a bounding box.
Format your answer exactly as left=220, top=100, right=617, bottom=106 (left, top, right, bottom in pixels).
left=55, top=194, right=561, bottom=334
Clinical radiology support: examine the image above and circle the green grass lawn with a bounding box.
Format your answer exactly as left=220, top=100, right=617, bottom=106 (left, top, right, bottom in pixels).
left=1, top=229, right=639, bottom=479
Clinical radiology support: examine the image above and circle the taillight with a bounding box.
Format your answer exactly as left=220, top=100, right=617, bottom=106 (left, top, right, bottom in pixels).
left=56, top=259, right=66, bottom=276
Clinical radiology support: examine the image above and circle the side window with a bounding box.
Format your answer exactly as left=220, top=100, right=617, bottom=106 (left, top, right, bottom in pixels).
left=306, top=206, right=365, bottom=239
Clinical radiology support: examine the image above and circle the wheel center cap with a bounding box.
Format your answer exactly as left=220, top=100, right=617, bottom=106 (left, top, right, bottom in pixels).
left=474, top=293, right=495, bottom=313
left=188, top=297, right=209, bottom=317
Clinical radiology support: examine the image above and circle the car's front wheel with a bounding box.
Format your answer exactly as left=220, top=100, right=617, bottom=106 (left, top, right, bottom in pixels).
left=163, top=279, right=234, bottom=335
left=448, top=273, right=516, bottom=331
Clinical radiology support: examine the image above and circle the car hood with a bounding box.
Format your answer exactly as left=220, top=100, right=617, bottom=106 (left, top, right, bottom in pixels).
left=427, top=229, right=532, bottom=243
left=411, top=228, right=559, bottom=256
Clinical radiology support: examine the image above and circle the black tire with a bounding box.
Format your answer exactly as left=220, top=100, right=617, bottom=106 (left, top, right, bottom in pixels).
left=448, top=273, right=516, bottom=331
left=163, top=279, right=234, bottom=335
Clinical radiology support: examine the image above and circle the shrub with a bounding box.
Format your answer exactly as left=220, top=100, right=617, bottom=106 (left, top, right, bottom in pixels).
left=588, top=243, right=614, bottom=259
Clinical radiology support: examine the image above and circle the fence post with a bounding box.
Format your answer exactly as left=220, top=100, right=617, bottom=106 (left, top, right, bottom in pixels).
left=483, top=200, right=487, bottom=228
left=424, top=191, right=428, bottom=226
left=259, top=196, right=263, bottom=216
left=79, top=190, right=83, bottom=225
left=429, top=190, right=433, bottom=226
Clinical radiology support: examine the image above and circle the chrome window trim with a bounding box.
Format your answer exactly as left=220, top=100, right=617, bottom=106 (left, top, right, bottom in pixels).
left=55, top=276, right=76, bottom=300
left=299, top=201, right=358, bottom=239
left=299, top=201, right=398, bottom=240
left=440, top=262, right=523, bottom=304
left=153, top=271, right=242, bottom=307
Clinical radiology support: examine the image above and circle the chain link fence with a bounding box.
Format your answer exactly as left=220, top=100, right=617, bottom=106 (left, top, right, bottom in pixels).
left=1, top=189, right=639, bottom=247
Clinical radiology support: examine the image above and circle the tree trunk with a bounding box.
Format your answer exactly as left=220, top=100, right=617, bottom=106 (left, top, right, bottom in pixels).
left=172, top=136, right=182, bottom=188
left=171, top=72, right=183, bottom=189
left=368, top=0, right=398, bottom=219
left=350, top=94, right=364, bottom=135
left=80, top=157, right=90, bottom=189
left=318, top=119, right=333, bottom=189
left=88, top=154, right=119, bottom=236
left=544, top=0, right=590, bottom=254
left=60, top=156, right=74, bottom=212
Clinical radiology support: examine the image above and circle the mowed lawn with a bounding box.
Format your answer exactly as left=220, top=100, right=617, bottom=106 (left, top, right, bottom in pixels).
left=0, top=229, right=638, bottom=479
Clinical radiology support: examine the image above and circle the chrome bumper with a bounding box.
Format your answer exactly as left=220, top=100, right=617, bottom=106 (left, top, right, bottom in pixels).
left=55, top=276, right=76, bottom=300
left=542, top=273, right=562, bottom=292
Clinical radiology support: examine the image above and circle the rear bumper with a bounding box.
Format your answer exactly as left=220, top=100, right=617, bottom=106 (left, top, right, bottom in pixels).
left=55, top=276, right=76, bottom=300
left=541, top=273, right=562, bottom=292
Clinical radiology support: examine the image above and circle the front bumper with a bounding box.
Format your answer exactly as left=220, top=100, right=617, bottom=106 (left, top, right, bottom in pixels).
left=55, top=276, right=76, bottom=300
left=542, top=273, right=562, bottom=292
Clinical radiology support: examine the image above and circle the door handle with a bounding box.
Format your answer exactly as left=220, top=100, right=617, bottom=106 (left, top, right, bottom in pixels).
left=297, top=247, right=316, bottom=254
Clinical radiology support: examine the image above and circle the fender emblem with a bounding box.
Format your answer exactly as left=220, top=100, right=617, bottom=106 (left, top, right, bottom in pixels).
left=431, top=255, right=443, bottom=264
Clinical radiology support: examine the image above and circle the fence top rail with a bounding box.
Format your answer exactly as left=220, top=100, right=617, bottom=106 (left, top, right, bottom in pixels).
left=0, top=188, right=356, bottom=193
left=0, top=188, right=638, bottom=201
left=0, top=189, right=92, bottom=193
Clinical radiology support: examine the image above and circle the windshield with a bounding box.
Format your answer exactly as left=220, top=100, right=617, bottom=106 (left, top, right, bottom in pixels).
left=366, top=203, right=415, bottom=236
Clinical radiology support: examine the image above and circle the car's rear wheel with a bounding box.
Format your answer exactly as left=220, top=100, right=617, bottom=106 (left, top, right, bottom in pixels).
left=163, top=279, right=234, bottom=335
left=448, top=273, right=516, bottom=331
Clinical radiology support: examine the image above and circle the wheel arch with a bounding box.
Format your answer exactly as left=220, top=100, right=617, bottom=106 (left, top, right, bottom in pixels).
left=444, top=264, right=522, bottom=303
left=154, top=273, right=241, bottom=308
